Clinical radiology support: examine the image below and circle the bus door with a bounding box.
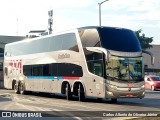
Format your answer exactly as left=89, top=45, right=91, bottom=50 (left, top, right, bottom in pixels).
left=85, top=50, right=105, bottom=97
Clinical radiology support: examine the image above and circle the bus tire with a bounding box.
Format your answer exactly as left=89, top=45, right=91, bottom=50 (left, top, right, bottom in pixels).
left=78, top=84, right=85, bottom=102
left=111, top=98, right=117, bottom=103
left=65, top=83, right=72, bottom=100
left=19, top=82, right=26, bottom=95
left=14, top=82, right=20, bottom=94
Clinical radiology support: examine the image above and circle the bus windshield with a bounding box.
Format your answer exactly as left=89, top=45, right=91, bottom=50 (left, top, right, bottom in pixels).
left=106, top=56, right=143, bottom=81
left=98, top=27, right=141, bottom=52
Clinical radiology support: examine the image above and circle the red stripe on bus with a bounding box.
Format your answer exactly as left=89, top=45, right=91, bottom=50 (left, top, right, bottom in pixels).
left=62, top=77, right=80, bottom=80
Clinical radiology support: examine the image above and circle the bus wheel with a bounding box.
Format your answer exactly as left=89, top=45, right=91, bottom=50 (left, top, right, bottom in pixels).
left=19, top=82, right=26, bottom=95
left=111, top=98, right=117, bottom=103
left=78, top=84, right=85, bottom=102
left=65, top=83, right=72, bottom=100
left=14, top=82, right=19, bottom=94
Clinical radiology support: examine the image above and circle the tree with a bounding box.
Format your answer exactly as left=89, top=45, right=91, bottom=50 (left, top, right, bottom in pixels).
left=135, top=29, right=153, bottom=50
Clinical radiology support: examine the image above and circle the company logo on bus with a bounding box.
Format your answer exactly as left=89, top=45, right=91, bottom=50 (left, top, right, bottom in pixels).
left=58, top=53, right=70, bottom=59
left=9, top=59, right=22, bottom=75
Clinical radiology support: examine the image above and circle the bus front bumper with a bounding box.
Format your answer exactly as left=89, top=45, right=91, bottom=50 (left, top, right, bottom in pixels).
left=105, top=86, right=145, bottom=99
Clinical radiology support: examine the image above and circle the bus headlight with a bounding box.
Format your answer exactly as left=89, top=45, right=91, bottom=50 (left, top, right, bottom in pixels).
left=110, top=85, right=117, bottom=89
left=142, top=92, right=145, bottom=96
left=106, top=91, right=114, bottom=96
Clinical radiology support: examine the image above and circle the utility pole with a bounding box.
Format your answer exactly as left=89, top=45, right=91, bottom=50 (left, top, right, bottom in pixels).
left=48, top=10, right=53, bottom=34
left=98, top=0, right=109, bottom=26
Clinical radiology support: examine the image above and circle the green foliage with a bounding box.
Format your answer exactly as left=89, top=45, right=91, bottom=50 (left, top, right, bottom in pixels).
left=135, top=29, right=153, bottom=50
left=157, top=72, right=160, bottom=76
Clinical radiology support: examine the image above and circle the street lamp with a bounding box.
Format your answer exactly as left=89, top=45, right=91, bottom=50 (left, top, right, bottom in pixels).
left=98, top=0, right=109, bottom=26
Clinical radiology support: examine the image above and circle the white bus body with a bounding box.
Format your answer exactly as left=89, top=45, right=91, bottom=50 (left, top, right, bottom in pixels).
left=4, top=26, right=154, bottom=102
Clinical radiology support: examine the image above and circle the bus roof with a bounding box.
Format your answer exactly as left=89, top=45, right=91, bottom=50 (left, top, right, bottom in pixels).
left=5, top=26, right=134, bottom=47
left=5, top=29, right=77, bottom=47
left=78, top=26, right=131, bottom=31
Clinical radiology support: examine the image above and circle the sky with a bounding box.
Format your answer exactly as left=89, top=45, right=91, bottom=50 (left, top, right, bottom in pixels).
left=0, top=0, right=160, bottom=44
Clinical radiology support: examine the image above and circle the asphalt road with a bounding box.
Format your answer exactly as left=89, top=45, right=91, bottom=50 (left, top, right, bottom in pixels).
left=0, top=89, right=160, bottom=120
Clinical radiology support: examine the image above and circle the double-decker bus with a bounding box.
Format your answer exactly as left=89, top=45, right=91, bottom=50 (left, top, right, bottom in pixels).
left=3, top=26, right=154, bottom=102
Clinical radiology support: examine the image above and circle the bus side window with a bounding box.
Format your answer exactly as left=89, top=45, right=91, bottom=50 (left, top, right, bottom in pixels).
left=4, top=67, right=8, bottom=76
left=85, top=51, right=104, bottom=77
left=93, top=62, right=103, bottom=77
left=23, top=65, right=32, bottom=76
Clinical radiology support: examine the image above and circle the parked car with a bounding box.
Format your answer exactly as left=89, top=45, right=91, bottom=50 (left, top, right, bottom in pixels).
left=145, top=75, right=160, bottom=91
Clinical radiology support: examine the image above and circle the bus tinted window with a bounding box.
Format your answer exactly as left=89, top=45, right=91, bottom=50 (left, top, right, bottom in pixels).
left=33, top=65, right=43, bottom=76
left=85, top=51, right=104, bottom=77
left=0, top=62, right=3, bottom=71
left=7, top=33, right=79, bottom=56
left=38, top=37, right=51, bottom=52
left=57, top=63, right=83, bottom=77
left=61, top=34, right=79, bottom=51
left=98, top=27, right=141, bottom=52
left=43, top=64, right=49, bottom=76
left=50, top=35, right=63, bottom=51
left=48, top=64, right=57, bottom=76
left=23, top=66, right=32, bottom=76
left=23, top=63, right=83, bottom=77
left=79, top=29, right=101, bottom=47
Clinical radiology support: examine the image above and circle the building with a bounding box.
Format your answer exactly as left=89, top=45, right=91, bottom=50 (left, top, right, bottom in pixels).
left=0, top=35, right=26, bottom=88
left=26, top=30, right=48, bottom=38
left=143, top=44, right=160, bottom=75
left=0, top=35, right=27, bottom=52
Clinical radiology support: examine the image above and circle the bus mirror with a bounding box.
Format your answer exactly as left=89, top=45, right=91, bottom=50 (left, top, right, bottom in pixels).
left=85, top=47, right=103, bottom=53
left=85, top=47, right=110, bottom=62
left=151, top=56, right=155, bottom=65
left=142, top=50, right=155, bottom=65
left=107, top=53, right=111, bottom=63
